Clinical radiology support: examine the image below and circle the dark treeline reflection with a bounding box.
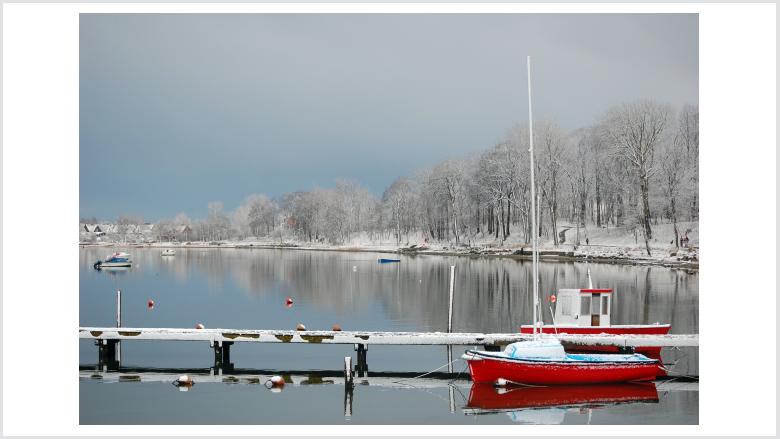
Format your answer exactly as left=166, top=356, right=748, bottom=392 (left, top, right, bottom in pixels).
left=81, top=247, right=698, bottom=335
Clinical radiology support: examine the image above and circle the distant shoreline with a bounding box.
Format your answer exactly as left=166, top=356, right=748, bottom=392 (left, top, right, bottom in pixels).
left=80, top=241, right=699, bottom=271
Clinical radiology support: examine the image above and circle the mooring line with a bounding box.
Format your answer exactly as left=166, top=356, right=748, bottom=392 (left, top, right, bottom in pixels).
left=390, top=358, right=462, bottom=385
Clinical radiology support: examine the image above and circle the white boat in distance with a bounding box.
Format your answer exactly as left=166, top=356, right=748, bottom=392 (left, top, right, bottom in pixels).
left=93, top=252, right=132, bottom=269
left=161, top=249, right=176, bottom=256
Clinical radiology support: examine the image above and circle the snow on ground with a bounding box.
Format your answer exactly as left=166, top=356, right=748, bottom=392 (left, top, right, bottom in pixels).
left=84, top=221, right=699, bottom=269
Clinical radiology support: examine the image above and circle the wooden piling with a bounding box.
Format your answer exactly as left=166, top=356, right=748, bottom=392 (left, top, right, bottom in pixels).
left=344, top=356, right=353, bottom=386
left=115, top=290, right=121, bottom=363
left=447, top=265, right=455, bottom=333
left=355, top=344, right=367, bottom=376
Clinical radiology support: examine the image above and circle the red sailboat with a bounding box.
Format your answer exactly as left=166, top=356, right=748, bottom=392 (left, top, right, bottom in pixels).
left=463, top=338, right=659, bottom=385
left=463, top=57, right=660, bottom=386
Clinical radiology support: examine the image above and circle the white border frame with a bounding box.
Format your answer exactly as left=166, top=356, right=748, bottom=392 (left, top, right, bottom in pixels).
left=2, top=2, right=776, bottom=436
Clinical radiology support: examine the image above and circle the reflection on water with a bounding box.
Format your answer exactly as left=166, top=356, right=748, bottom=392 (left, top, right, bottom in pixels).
left=80, top=247, right=698, bottom=374
left=81, top=248, right=698, bottom=331
left=80, top=247, right=698, bottom=424
left=79, top=368, right=697, bottom=425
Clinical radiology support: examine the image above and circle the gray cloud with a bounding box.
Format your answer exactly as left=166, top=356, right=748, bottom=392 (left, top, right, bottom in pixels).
left=80, top=13, right=697, bottom=220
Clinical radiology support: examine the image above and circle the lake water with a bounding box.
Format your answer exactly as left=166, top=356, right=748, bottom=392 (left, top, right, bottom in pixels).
left=79, top=247, right=698, bottom=424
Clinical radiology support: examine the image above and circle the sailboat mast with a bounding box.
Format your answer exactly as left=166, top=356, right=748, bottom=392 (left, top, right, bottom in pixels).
left=527, top=56, right=539, bottom=337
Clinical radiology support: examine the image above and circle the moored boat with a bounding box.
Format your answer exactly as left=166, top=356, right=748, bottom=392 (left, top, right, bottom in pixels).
left=518, top=271, right=671, bottom=377
left=463, top=338, right=659, bottom=385
left=519, top=284, right=671, bottom=356
left=161, top=249, right=176, bottom=256
left=378, top=258, right=400, bottom=263
left=463, top=57, right=661, bottom=387
left=93, top=252, right=132, bottom=269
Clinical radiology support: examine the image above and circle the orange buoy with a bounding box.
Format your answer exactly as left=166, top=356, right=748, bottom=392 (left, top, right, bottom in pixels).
left=147, top=299, right=155, bottom=309
left=332, top=324, right=342, bottom=331
left=195, top=323, right=205, bottom=329
left=296, top=323, right=306, bottom=331
left=265, top=375, right=285, bottom=391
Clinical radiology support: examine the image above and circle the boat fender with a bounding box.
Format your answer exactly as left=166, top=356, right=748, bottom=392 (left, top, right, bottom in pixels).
left=93, top=261, right=102, bottom=270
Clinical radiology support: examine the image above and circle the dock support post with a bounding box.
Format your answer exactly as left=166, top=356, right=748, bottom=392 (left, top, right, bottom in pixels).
left=223, top=341, right=233, bottom=368
left=115, top=290, right=122, bottom=363
left=355, top=344, right=368, bottom=376
left=212, top=341, right=234, bottom=371
left=97, top=339, right=119, bottom=370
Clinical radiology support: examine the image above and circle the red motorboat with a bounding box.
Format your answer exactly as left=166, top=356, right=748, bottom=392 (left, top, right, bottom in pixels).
left=519, top=285, right=670, bottom=355
left=518, top=278, right=671, bottom=375
left=463, top=339, right=659, bottom=385
left=466, top=381, right=659, bottom=412
left=465, top=59, right=660, bottom=388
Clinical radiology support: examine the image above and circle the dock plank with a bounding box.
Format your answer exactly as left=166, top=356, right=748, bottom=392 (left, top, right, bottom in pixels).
left=79, top=327, right=698, bottom=348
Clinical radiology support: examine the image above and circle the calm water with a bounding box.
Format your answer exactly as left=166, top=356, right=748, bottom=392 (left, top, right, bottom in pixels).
left=79, top=247, right=698, bottom=424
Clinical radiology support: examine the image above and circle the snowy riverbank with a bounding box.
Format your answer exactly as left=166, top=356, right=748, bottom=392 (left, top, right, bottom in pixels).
left=81, top=221, right=699, bottom=270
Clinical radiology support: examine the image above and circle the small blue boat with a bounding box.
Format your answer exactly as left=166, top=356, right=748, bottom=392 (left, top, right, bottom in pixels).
left=378, top=258, right=401, bottom=263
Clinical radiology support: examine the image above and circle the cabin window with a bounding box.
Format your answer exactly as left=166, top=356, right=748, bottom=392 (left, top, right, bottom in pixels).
left=580, top=296, right=591, bottom=315
left=560, top=296, right=572, bottom=316
left=591, top=295, right=601, bottom=315
left=602, top=296, right=609, bottom=315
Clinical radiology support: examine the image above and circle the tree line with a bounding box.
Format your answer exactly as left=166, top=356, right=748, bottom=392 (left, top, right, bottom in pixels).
left=101, top=99, right=698, bottom=255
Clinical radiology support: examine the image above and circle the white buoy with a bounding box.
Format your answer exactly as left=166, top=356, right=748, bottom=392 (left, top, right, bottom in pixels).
left=175, top=375, right=194, bottom=390
left=353, top=266, right=357, bottom=272
left=495, top=378, right=508, bottom=387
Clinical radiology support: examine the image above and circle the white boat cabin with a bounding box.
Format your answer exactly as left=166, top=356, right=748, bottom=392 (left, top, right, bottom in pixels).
left=554, top=288, right=612, bottom=327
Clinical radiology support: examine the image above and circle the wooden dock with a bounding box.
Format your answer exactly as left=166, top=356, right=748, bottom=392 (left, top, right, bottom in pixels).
left=79, top=326, right=698, bottom=372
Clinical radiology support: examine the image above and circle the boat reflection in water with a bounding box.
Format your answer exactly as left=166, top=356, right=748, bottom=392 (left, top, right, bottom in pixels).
left=464, top=382, right=659, bottom=424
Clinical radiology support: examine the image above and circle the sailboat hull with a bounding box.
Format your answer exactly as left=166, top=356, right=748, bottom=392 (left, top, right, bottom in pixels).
left=465, top=351, right=659, bottom=385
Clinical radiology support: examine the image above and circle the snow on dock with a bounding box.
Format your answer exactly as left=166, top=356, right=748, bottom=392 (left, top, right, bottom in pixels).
left=79, top=327, right=698, bottom=347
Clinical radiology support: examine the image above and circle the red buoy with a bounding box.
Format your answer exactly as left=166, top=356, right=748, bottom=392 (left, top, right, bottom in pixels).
left=147, top=299, right=155, bottom=309
left=550, top=295, right=557, bottom=303
left=285, top=297, right=294, bottom=305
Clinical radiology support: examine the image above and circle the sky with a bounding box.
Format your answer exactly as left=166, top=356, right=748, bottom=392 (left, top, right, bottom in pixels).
left=79, top=13, right=698, bottom=221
